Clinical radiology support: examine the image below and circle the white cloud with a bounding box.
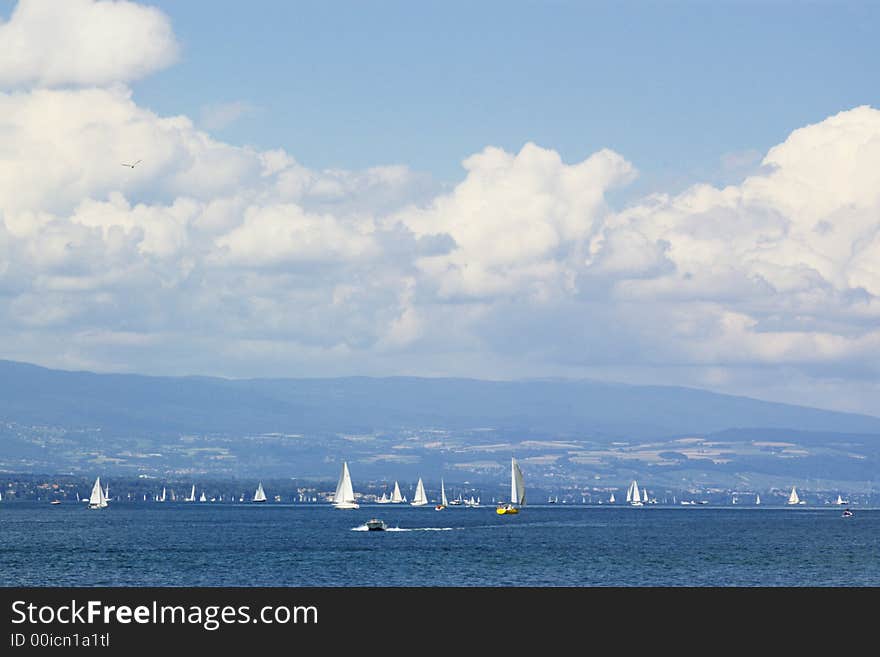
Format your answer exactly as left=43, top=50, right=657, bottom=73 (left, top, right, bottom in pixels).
left=1, top=0, right=879, bottom=414
left=0, top=0, right=179, bottom=88
left=396, top=143, right=635, bottom=299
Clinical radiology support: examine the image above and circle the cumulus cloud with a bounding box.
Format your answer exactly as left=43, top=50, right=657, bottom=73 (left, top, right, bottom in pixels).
left=1, top=1, right=879, bottom=414
left=0, top=0, right=178, bottom=88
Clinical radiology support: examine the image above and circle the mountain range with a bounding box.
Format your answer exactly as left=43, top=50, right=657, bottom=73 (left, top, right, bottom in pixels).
left=1, top=359, right=878, bottom=492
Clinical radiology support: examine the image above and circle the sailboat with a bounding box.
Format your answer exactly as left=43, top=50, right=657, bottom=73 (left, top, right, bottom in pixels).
left=755, top=493, right=761, bottom=505
left=377, top=492, right=390, bottom=504
left=199, top=491, right=207, bottom=502
left=333, top=462, right=359, bottom=509
left=253, top=482, right=267, bottom=503
left=497, top=457, right=525, bottom=515
left=787, top=486, right=803, bottom=505
left=159, top=487, right=166, bottom=502
left=411, top=478, right=428, bottom=506
left=390, top=481, right=404, bottom=504
left=609, top=492, right=616, bottom=504
left=626, top=481, right=644, bottom=506
left=435, top=478, right=448, bottom=510
left=88, top=477, right=108, bottom=509
left=834, top=494, right=849, bottom=505
left=186, top=485, right=196, bottom=502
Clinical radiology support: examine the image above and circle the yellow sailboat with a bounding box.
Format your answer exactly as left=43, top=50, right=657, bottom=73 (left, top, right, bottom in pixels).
left=496, top=457, right=525, bottom=515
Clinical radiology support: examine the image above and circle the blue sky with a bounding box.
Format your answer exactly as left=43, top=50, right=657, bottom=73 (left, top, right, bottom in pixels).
left=2, top=0, right=880, bottom=415
left=129, top=1, right=880, bottom=194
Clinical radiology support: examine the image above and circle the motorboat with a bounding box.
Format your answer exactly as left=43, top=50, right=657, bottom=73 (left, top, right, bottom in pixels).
left=366, top=518, right=387, bottom=531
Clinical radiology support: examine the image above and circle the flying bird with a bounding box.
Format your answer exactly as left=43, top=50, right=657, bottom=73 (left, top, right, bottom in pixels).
left=121, top=159, right=142, bottom=168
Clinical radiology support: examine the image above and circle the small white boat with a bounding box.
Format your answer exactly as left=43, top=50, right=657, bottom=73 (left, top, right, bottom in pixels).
left=411, top=478, right=428, bottom=506
left=626, top=481, right=644, bottom=506
left=333, top=462, right=359, bottom=509
left=787, top=486, right=804, bottom=505
left=88, top=477, right=108, bottom=509
left=253, top=482, right=267, bottom=503
left=390, top=481, right=404, bottom=504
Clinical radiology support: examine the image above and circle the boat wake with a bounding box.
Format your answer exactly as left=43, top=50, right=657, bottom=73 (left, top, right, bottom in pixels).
left=386, top=526, right=453, bottom=532
left=351, top=525, right=453, bottom=532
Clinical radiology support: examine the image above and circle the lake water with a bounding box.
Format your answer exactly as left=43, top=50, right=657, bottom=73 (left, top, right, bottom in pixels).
left=1, top=503, right=877, bottom=586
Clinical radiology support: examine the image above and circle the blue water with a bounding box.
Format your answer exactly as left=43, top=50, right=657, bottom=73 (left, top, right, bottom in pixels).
left=1, top=503, right=878, bottom=586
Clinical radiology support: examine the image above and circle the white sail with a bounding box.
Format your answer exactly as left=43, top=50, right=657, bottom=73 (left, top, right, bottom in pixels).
left=186, top=485, right=195, bottom=502
left=609, top=492, right=616, bottom=504
left=253, top=482, right=267, bottom=502
left=88, top=477, right=107, bottom=509
left=626, top=480, right=643, bottom=506
left=411, top=477, right=428, bottom=506
left=835, top=495, right=843, bottom=505
left=104, top=484, right=110, bottom=501
left=199, top=491, right=207, bottom=502
left=159, top=487, right=166, bottom=502
left=333, top=462, right=359, bottom=508
left=787, top=486, right=800, bottom=505
left=755, top=494, right=761, bottom=505
left=511, top=457, right=525, bottom=505
left=440, top=478, right=448, bottom=506
left=390, top=481, right=403, bottom=503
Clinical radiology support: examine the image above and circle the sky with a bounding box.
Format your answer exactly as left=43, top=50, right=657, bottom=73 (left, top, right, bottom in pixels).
left=1, top=0, right=880, bottom=415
